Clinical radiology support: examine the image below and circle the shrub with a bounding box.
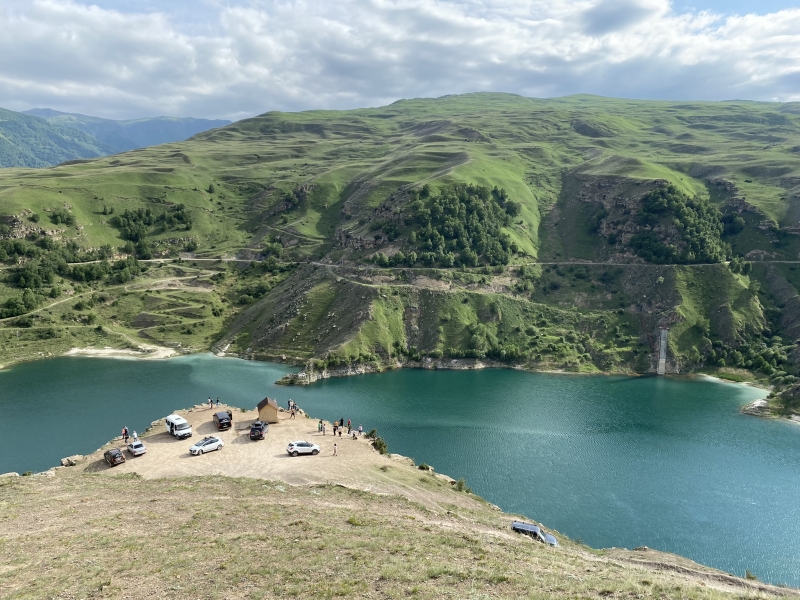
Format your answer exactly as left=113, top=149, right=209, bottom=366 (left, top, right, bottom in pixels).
left=49, top=209, right=74, bottom=226
left=455, top=478, right=472, bottom=493
left=371, top=436, right=388, bottom=455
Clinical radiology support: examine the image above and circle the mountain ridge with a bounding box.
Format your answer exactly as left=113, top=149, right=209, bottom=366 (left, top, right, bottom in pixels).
left=23, top=107, right=231, bottom=154
left=1, top=92, right=799, bottom=413
left=0, top=107, right=113, bottom=168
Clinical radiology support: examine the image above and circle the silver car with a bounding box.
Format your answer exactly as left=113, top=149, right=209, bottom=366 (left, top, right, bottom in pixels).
left=287, top=440, right=320, bottom=456
left=127, top=441, right=147, bottom=456
left=189, top=436, right=224, bottom=455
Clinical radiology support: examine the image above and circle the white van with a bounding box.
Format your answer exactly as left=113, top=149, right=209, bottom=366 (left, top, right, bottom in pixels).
left=165, top=414, right=193, bottom=439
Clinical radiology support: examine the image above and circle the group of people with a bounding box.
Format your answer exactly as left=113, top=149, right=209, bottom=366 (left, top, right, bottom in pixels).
left=208, top=397, right=221, bottom=409
left=318, top=418, right=363, bottom=440
left=121, top=425, right=138, bottom=444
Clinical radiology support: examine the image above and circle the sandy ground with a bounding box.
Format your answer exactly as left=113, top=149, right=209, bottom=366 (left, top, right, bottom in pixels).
left=65, top=346, right=177, bottom=359
left=80, top=406, right=465, bottom=510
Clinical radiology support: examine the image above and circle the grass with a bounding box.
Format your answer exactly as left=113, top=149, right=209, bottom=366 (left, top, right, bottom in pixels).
left=0, top=472, right=790, bottom=600
left=1, top=93, right=800, bottom=395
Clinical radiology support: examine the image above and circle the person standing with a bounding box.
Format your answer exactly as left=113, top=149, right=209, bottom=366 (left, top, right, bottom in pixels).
left=333, top=423, right=338, bottom=436
left=338, top=428, right=342, bottom=438
left=132, top=431, right=138, bottom=442
left=322, top=423, right=326, bottom=435
left=290, top=408, right=296, bottom=419
left=333, top=443, right=338, bottom=456
left=122, top=426, right=129, bottom=444
left=208, top=397, right=213, bottom=409
left=318, top=420, right=323, bottom=433
left=358, top=424, right=363, bottom=436
left=216, top=397, right=220, bottom=407
left=339, top=417, right=344, bottom=428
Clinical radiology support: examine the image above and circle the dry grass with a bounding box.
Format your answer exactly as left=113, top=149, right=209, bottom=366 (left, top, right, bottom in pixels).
left=1, top=472, right=795, bottom=600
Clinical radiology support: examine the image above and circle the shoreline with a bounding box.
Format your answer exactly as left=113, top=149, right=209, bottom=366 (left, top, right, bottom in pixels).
left=13, top=404, right=798, bottom=595
left=4, top=344, right=795, bottom=425
left=64, top=345, right=178, bottom=360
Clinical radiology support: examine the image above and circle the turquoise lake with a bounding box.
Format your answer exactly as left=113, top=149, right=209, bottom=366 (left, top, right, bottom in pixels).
left=1, top=354, right=799, bottom=586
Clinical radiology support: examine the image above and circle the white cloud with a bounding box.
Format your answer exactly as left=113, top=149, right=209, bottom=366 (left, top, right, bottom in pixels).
left=0, top=0, right=799, bottom=119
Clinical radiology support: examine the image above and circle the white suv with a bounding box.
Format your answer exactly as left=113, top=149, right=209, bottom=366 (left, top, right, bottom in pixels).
left=287, top=440, right=320, bottom=456
left=165, top=414, right=193, bottom=439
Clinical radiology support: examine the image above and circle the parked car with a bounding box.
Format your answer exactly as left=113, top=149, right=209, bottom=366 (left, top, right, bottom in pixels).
left=189, top=436, right=224, bottom=455
left=127, top=441, right=147, bottom=456
left=286, top=440, right=320, bottom=456
left=249, top=421, right=269, bottom=440
left=511, top=520, right=559, bottom=547
left=165, top=414, right=193, bottom=439
left=213, top=410, right=233, bottom=431
left=104, top=448, right=126, bottom=466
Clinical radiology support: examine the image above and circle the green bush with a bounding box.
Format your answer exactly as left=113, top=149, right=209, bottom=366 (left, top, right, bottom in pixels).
left=49, top=208, right=75, bottom=226
left=371, top=436, right=388, bottom=455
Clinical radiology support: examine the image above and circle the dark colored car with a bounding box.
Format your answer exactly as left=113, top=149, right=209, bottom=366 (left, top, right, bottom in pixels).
left=249, top=421, right=269, bottom=440
left=213, top=410, right=233, bottom=430
left=104, top=448, right=126, bottom=467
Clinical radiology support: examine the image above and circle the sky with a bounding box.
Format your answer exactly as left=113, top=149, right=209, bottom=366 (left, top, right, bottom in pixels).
left=0, top=0, right=799, bottom=120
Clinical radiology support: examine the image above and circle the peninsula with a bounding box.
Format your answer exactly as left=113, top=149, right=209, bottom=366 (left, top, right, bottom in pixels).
left=1, top=406, right=794, bottom=599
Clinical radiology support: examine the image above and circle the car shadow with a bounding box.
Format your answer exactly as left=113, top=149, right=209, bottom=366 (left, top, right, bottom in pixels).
left=140, top=432, right=183, bottom=445
left=83, top=458, right=116, bottom=473
left=230, top=433, right=256, bottom=445
left=195, top=421, right=221, bottom=435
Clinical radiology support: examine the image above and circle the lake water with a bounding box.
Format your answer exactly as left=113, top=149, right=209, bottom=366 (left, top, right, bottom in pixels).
left=2, top=354, right=799, bottom=586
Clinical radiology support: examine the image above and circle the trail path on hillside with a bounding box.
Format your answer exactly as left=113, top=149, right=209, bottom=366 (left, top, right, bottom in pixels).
left=0, top=271, right=214, bottom=324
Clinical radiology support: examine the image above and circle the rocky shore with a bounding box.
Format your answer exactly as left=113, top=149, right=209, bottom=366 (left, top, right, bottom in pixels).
left=276, top=356, right=536, bottom=385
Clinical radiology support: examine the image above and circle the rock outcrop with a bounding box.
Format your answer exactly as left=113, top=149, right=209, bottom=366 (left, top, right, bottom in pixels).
left=60, top=455, right=83, bottom=467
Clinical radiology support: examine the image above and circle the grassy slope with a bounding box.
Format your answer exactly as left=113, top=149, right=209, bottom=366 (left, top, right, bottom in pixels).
left=1, top=93, right=800, bottom=394
left=1, top=471, right=794, bottom=600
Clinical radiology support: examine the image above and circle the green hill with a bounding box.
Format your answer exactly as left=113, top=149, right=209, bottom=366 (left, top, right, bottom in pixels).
left=3, top=470, right=791, bottom=599
left=0, top=107, right=112, bottom=168
left=1, top=92, right=800, bottom=411
left=24, top=108, right=231, bottom=153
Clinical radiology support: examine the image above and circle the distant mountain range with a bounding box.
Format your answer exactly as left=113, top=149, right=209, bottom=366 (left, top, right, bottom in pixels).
left=0, top=106, right=231, bottom=168
left=24, top=109, right=231, bottom=153
left=0, top=107, right=113, bottom=168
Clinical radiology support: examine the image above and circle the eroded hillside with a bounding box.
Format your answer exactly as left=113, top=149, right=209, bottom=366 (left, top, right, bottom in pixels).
left=1, top=93, right=800, bottom=411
